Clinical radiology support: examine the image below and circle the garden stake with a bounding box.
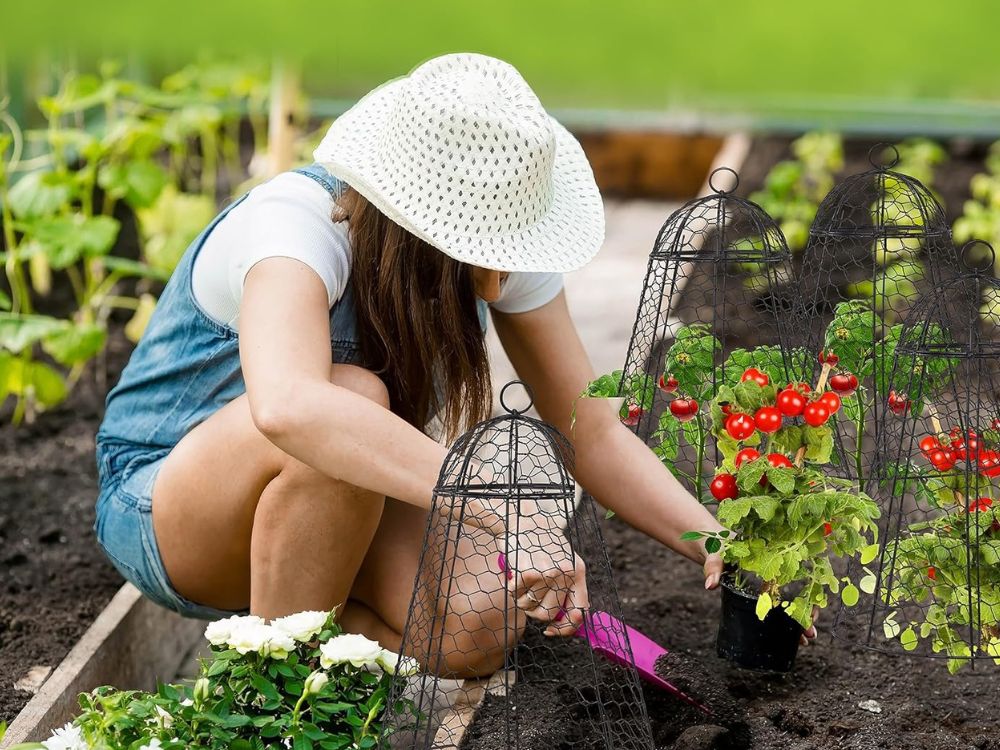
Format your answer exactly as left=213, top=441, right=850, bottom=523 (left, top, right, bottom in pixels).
left=793, top=361, right=834, bottom=468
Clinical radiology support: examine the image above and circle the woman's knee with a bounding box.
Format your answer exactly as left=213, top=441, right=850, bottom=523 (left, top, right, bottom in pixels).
left=330, top=364, right=390, bottom=410
left=438, top=608, right=523, bottom=678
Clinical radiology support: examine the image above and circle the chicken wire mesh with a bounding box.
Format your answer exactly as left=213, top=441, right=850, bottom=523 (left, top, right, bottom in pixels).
left=784, top=144, right=957, bottom=487
left=380, top=382, right=653, bottom=750
left=618, top=167, right=795, bottom=501
left=834, top=242, right=1000, bottom=670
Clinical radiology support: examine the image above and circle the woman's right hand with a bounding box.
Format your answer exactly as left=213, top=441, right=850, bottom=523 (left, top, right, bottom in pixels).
left=499, top=529, right=589, bottom=637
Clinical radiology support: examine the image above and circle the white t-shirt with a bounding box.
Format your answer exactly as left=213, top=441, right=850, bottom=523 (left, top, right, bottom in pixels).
left=192, top=172, right=564, bottom=331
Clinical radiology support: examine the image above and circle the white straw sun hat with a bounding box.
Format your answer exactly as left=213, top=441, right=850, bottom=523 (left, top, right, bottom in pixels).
left=313, top=53, right=605, bottom=274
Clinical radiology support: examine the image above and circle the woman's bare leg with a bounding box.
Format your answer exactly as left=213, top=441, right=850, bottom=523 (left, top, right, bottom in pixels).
left=151, top=364, right=388, bottom=616
left=152, top=362, right=520, bottom=674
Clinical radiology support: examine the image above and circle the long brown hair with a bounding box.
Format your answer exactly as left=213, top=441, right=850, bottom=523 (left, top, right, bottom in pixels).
left=334, top=188, right=492, bottom=439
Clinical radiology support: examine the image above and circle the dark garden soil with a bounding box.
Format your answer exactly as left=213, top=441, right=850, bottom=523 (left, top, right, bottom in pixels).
left=0, top=326, right=133, bottom=723
left=464, top=516, right=1000, bottom=750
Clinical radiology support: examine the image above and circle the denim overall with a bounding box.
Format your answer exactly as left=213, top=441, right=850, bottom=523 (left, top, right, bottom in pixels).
left=94, top=163, right=488, bottom=619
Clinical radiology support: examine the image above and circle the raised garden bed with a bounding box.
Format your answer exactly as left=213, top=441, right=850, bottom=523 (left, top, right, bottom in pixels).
left=0, top=325, right=133, bottom=725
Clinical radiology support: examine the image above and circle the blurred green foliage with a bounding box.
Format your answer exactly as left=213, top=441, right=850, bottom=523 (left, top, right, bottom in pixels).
left=4, top=0, right=1000, bottom=112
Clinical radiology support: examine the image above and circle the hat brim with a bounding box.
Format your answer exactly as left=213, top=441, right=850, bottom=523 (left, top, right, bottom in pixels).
left=313, top=79, right=605, bottom=274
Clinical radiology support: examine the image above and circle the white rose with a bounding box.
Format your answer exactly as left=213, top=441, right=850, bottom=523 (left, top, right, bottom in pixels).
left=42, top=723, right=89, bottom=750
left=264, top=628, right=296, bottom=660
left=376, top=650, right=421, bottom=677
left=304, top=670, right=329, bottom=696
left=271, top=610, right=328, bottom=642
left=226, top=620, right=271, bottom=654
left=227, top=622, right=297, bottom=660
left=319, top=633, right=384, bottom=669
left=205, top=614, right=264, bottom=647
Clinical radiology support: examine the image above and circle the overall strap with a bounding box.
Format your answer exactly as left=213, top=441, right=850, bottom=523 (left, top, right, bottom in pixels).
left=293, top=163, right=345, bottom=198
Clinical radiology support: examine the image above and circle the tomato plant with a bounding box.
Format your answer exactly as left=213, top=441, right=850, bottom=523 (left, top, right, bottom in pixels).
left=680, top=340, right=881, bottom=629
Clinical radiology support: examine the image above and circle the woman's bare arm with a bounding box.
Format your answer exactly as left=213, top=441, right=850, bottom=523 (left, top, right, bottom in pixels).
left=492, top=291, right=725, bottom=586
left=240, top=257, right=447, bottom=509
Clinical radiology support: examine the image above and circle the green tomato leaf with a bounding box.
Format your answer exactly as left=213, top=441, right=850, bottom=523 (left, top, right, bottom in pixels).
left=705, top=537, right=721, bottom=554
left=803, top=424, right=834, bottom=464
left=900, top=626, right=919, bottom=651
left=766, top=466, right=796, bottom=495
left=770, top=425, right=804, bottom=454
left=679, top=531, right=705, bottom=542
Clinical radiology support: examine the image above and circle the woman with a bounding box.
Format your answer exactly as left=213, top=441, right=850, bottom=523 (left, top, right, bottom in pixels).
left=95, top=53, right=732, bottom=677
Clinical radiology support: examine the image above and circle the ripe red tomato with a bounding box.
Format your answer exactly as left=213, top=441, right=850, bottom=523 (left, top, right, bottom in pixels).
left=725, top=412, right=757, bottom=441
left=928, top=448, right=956, bottom=472
left=919, top=435, right=941, bottom=455
left=819, top=391, right=842, bottom=415
left=887, top=390, right=909, bottom=415
left=979, top=450, right=1000, bottom=477
left=787, top=381, right=812, bottom=394
left=803, top=401, right=831, bottom=427
left=822, top=522, right=833, bottom=537
left=710, top=473, right=739, bottom=501
left=818, top=350, right=839, bottom=366
left=829, top=372, right=859, bottom=397
left=741, top=367, right=770, bottom=387
left=658, top=374, right=679, bottom=393
left=623, top=404, right=643, bottom=426
left=969, top=497, right=994, bottom=513
left=734, top=447, right=761, bottom=467
left=669, top=398, right=699, bottom=423
left=766, top=453, right=793, bottom=469
left=966, top=432, right=981, bottom=460
left=754, top=406, right=783, bottom=434
left=776, top=388, right=807, bottom=418
left=927, top=566, right=937, bottom=581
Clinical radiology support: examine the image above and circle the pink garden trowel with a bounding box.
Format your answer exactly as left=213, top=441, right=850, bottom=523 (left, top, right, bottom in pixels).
left=498, top=554, right=710, bottom=715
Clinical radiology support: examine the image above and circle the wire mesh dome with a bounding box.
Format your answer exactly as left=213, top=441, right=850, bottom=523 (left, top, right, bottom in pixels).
left=783, top=144, right=956, bottom=485
left=619, top=167, right=794, bottom=500
left=835, top=242, right=1000, bottom=670
left=381, top=382, right=653, bottom=750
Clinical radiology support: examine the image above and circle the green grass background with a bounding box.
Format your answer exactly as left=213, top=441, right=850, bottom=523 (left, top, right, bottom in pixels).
left=5, top=1, right=1000, bottom=124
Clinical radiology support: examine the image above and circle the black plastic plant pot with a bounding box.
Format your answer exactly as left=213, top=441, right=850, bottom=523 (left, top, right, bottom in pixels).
left=716, top=575, right=802, bottom=672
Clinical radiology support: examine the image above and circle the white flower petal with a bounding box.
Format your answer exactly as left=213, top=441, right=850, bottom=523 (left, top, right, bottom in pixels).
left=319, top=633, right=383, bottom=669
left=271, top=610, right=328, bottom=642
